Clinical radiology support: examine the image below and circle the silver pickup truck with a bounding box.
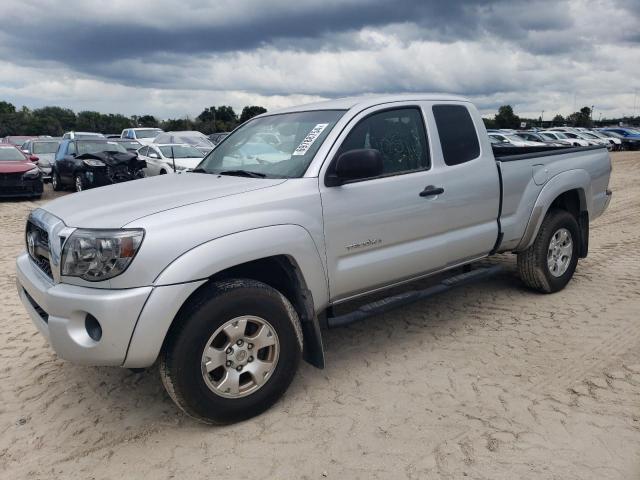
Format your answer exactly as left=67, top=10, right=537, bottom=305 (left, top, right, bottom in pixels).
left=16, top=94, right=612, bottom=424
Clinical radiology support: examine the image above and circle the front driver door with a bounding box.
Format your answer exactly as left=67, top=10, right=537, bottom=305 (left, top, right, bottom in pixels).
left=319, top=105, right=452, bottom=302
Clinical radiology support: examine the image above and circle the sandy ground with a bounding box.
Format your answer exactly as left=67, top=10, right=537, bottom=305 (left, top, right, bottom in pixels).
left=1, top=152, right=639, bottom=479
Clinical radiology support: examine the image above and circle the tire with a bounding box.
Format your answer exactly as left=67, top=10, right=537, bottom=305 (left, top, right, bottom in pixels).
left=159, top=169, right=167, bottom=175
left=517, top=209, right=580, bottom=293
left=74, top=174, right=84, bottom=192
left=51, top=170, right=63, bottom=191
left=159, top=279, right=303, bottom=424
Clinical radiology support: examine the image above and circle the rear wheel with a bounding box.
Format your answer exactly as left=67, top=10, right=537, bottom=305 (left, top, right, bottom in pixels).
left=517, top=209, right=580, bottom=293
left=159, top=279, right=302, bottom=424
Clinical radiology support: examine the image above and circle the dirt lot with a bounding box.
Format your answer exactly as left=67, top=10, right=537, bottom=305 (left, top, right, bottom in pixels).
left=1, top=152, right=639, bottom=479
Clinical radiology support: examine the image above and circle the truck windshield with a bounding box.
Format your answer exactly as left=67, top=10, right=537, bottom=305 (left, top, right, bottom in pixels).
left=198, top=110, right=346, bottom=178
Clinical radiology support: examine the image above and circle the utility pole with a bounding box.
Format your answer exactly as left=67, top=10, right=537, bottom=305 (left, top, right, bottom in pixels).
left=541, top=110, right=544, bottom=127
left=634, top=88, right=638, bottom=120
left=590, top=105, right=594, bottom=126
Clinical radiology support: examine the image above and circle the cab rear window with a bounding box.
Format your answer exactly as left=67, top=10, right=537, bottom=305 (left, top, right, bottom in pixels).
left=432, top=105, right=480, bottom=166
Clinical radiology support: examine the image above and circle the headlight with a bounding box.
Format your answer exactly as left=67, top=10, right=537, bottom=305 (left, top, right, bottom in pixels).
left=61, top=229, right=144, bottom=281
left=23, top=167, right=41, bottom=179
left=83, top=159, right=105, bottom=167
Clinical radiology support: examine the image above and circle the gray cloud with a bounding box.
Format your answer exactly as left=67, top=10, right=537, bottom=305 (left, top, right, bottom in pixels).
left=0, top=0, right=638, bottom=118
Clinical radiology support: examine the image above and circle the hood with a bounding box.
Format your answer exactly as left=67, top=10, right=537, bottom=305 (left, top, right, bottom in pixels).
left=0, top=161, right=35, bottom=173
left=42, top=173, right=287, bottom=228
left=34, top=153, right=55, bottom=166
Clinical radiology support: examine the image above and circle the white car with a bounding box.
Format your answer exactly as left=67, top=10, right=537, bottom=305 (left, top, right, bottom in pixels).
left=545, top=131, right=590, bottom=147
left=577, top=132, right=612, bottom=149
left=488, top=133, right=546, bottom=147
left=137, top=144, right=205, bottom=176
left=121, top=128, right=164, bottom=145
left=589, top=131, right=622, bottom=149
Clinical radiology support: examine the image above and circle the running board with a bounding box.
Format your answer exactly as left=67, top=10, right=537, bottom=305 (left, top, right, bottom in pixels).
left=326, top=265, right=502, bottom=329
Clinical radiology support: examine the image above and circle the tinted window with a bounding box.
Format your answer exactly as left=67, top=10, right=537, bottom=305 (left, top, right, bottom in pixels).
left=139, top=146, right=148, bottom=156
left=67, top=142, right=76, bottom=155
left=338, top=107, right=429, bottom=175
left=432, top=105, right=480, bottom=166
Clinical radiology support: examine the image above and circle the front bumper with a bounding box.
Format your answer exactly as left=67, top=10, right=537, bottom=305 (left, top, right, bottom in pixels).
left=0, top=176, right=43, bottom=197
left=16, top=253, right=152, bottom=365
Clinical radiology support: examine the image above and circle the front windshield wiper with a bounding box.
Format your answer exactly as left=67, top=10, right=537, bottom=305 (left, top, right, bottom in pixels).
left=218, top=170, right=267, bottom=178
left=191, top=167, right=209, bottom=173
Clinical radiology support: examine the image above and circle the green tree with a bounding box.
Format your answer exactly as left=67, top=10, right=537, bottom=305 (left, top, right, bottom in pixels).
left=162, top=118, right=196, bottom=131
left=239, top=106, right=267, bottom=124
left=552, top=114, right=565, bottom=126
left=137, top=115, right=159, bottom=128
left=566, top=106, right=592, bottom=128
left=494, top=105, right=520, bottom=129
left=482, top=117, right=496, bottom=129
left=0, top=100, right=16, bottom=114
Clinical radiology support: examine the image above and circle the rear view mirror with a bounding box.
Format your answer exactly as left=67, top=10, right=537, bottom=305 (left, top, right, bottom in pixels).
left=326, top=148, right=384, bottom=187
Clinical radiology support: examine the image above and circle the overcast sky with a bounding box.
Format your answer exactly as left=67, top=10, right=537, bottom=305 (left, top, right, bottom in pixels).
left=0, top=0, right=638, bottom=119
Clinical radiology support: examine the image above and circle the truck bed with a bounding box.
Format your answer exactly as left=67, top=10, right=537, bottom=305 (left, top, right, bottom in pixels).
left=495, top=145, right=610, bottom=252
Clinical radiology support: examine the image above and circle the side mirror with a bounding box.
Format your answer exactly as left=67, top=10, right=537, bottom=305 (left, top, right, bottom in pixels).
left=29, top=155, right=39, bottom=162
left=326, top=148, right=384, bottom=187
left=22, top=149, right=29, bottom=154
left=149, top=152, right=159, bottom=159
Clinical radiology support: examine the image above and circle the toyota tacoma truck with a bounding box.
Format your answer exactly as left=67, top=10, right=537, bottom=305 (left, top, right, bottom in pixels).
left=16, top=94, right=612, bottom=424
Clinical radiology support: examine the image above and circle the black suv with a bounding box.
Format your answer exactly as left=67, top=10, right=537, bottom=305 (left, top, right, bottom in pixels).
left=52, top=139, right=146, bottom=192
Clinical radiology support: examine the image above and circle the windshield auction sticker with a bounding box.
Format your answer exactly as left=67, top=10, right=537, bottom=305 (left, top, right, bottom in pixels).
left=292, top=123, right=329, bottom=155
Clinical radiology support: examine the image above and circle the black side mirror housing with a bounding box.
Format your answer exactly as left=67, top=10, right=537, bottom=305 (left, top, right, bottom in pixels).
left=326, top=148, right=384, bottom=187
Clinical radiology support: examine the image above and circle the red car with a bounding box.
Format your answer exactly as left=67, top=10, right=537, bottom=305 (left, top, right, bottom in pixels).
left=0, top=145, right=43, bottom=199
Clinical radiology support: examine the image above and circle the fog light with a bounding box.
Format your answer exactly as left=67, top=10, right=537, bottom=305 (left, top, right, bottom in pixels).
left=85, top=314, right=102, bottom=341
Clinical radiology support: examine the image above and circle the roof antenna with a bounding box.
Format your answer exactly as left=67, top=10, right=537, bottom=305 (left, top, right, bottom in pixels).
left=171, top=145, right=177, bottom=173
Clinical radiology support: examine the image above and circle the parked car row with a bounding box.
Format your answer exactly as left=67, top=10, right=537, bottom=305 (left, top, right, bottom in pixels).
left=486, top=126, right=640, bottom=151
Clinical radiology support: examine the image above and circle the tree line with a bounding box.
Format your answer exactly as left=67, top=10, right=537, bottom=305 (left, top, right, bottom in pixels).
left=0, top=100, right=266, bottom=137
left=483, top=105, right=640, bottom=130
left=2, top=99, right=638, bottom=137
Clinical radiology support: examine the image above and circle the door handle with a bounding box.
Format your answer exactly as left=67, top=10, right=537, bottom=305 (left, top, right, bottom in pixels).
left=419, top=185, right=444, bottom=197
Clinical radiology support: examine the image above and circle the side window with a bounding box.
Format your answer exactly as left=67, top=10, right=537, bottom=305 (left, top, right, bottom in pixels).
left=338, top=107, right=429, bottom=175
left=139, top=146, right=148, bottom=156
left=432, top=104, right=480, bottom=166
left=67, top=142, right=76, bottom=155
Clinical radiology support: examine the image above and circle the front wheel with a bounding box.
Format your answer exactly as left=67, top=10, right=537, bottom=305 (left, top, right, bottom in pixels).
left=159, top=279, right=302, bottom=424
left=74, top=174, right=85, bottom=192
left=51, top=171, right=63, bottom=191
left=517, top=209, right=580, bottom=293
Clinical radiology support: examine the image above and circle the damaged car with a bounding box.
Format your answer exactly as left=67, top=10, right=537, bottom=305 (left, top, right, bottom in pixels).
left=51, top=139, right=146, bottom=192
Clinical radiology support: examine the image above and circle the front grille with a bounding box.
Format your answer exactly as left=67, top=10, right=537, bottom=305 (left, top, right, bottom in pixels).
left=26, top=221, right=53, bottom=280
left=23, top=289, right=49, bottom=323
left=0, top=172, right=23, bottom=182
